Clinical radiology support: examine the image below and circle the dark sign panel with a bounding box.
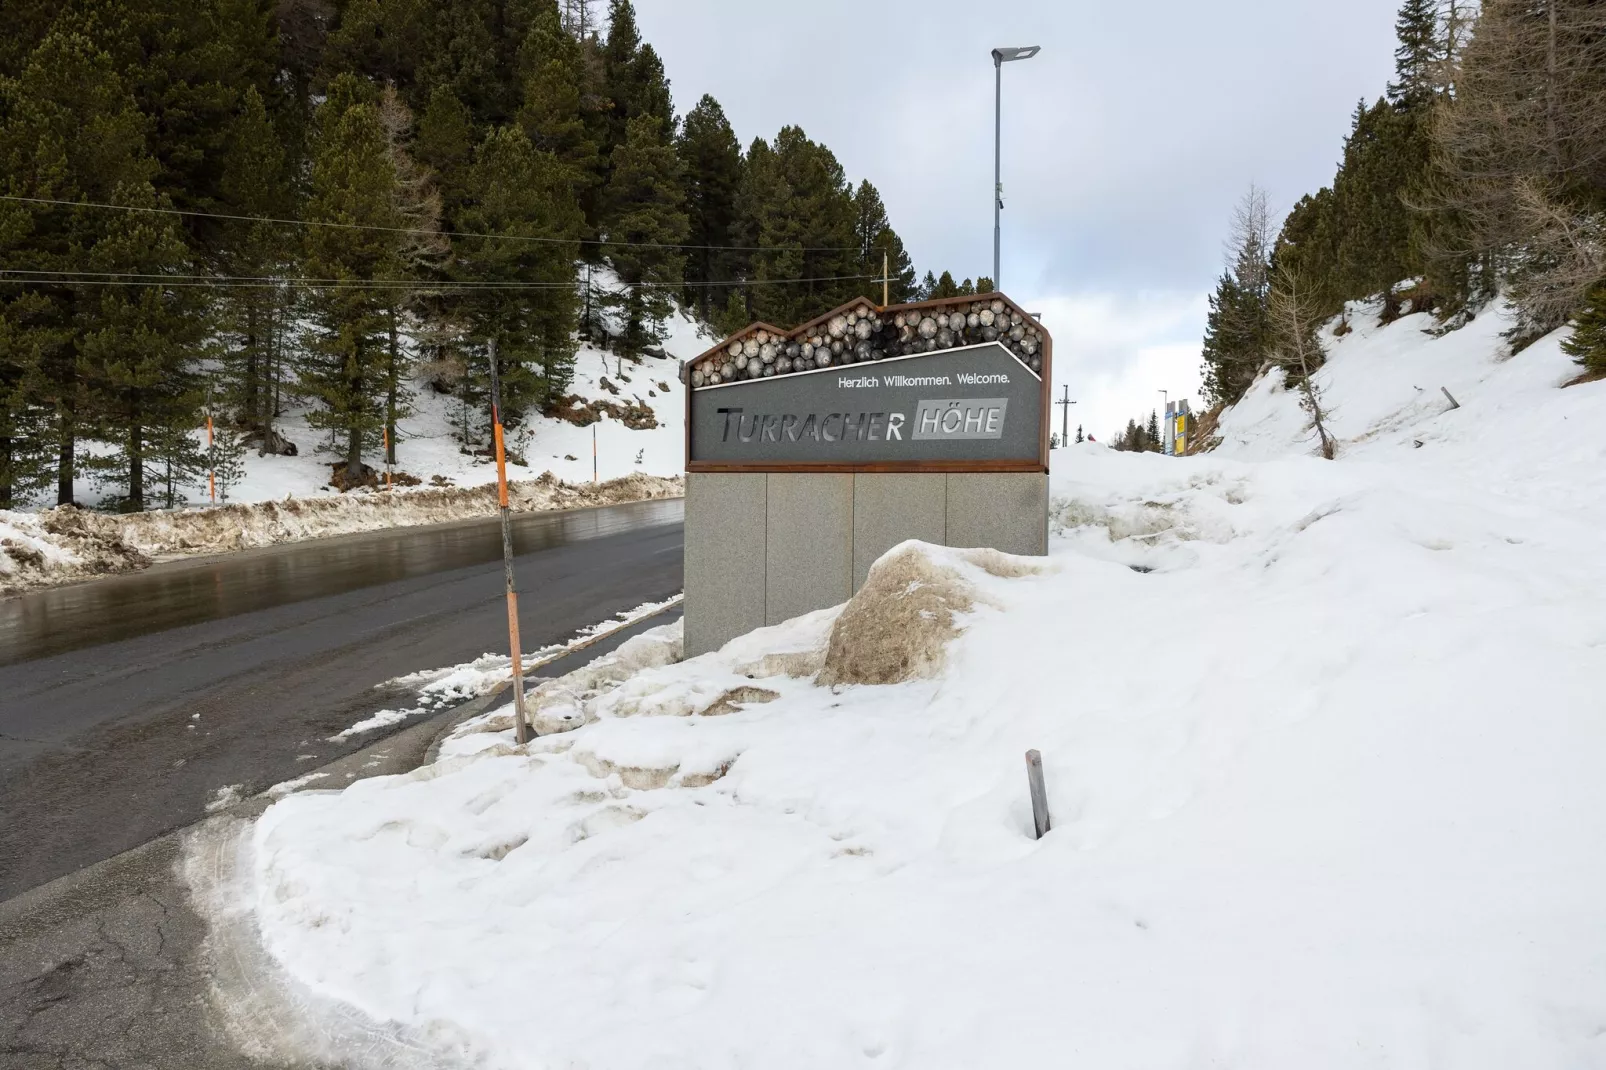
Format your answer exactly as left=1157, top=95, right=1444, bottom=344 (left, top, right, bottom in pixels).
left=689, top=342, right=1043, bottom=468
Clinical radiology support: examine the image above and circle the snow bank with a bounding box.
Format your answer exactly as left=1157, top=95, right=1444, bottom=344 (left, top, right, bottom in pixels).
left=232, top=305, right=1606, bottom=1068
left=1, top=472, right=680, bottom=595
left=818, top=541, right=1046, bottom=686
left=0, top=508, right=150, bottom=590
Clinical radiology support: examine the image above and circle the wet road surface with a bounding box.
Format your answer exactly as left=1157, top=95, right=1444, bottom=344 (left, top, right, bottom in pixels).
left=0, top=499, right=684, bottom=901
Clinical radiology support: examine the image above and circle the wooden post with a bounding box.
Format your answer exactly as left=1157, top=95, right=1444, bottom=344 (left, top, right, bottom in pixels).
left=383, top=426, right=393, bottom=489
left=1025, top=749, right=1051, bottom=839
left=1440, top=387, right=1461, bottom=410
left=882, top=249, right=889, bottom=308
left=488, top=339, right=531, bottom=745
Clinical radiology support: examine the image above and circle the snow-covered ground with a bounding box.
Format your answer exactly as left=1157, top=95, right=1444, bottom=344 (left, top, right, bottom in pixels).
left=219, top=299, right=1606, bottom=1068
left=193, top=322, right=697, bottom=506
left=60, top=305, right=707, bottom=510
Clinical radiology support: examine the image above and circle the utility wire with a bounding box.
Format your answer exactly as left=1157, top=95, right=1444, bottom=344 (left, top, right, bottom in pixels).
left=0, top=195, right=868, bottom=254
left=0, top=269, right=881, bottom=290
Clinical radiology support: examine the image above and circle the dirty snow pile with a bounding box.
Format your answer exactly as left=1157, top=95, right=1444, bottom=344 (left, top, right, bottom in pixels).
left=0, top=507, right=151, bottom=590
left=238, top=299, right=1606, bottom=1069
left=0, top=472, right=682, bottom=594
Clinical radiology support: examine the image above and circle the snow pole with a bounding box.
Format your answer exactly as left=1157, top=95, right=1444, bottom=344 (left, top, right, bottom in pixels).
left=592, top=422, right=598, bottom=483
left=488, top=339, right=531, bottom=745
left=383, top=426, right=393, bottom=489
left=1025, top=749, right=1051, bottom=839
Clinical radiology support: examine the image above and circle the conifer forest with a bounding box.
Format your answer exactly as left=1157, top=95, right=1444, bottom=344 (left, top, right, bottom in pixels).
left=1195, top=0, right=1606, bottom=411
left=0, top=0, right=980, bottom=511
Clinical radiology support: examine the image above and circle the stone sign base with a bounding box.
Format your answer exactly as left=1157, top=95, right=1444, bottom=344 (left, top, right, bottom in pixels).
left=683, top=471, right=1048, bottom=657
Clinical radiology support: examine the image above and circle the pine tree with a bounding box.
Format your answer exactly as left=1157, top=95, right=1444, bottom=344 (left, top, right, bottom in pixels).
left=731, top=127, right=856, bottom=326
left=1562, top=283, right=1606, bottom=377
left=852, top=180, right=915, bottom=305
left=78, top=196, right=209, bottom=511
left=299, top=74, right=401, bottom=485
left=147, top=419, right=207, bottom=508
left=677, top=94, right=743, bottom=321
left=1390, top=0, right=1442, bottom=108
left=1075, top=424, right=1084, bottom=443
left=210, top=421, right=249, bottom=501
left=517, top=0, right=603, bottom=202
left=376, top=85, right=448, bottom=466
left=454, top=123, right=584, bottom=426
left=1145, top=410, right=1162, bottom=452
left=101, top=0, right=281, bottom=237
left=1200, top=186, right=1274, bottom=406
left=731, top=135, right=797, bottom=325
left=601, top=1, right=673, bottom=151
left=0, top=21, right=203, bottom=506
left=218, top=85, right=293, bottom=452
left=416, top=0, right=510, bottom=125
left=603, top=114, right=689, bottom=362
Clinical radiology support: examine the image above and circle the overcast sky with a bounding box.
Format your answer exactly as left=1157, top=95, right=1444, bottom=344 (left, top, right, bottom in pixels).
left=637, top=0, right=1403, bottom=438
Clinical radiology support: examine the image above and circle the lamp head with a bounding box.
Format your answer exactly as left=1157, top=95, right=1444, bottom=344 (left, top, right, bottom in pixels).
left=992, top=46, right=1042, bottom=64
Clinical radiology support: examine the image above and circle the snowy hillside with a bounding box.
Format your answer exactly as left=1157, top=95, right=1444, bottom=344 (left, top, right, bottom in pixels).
left=218, top=304, right=1606, bottom=1069
left=59, top=305, right=710, bottom=510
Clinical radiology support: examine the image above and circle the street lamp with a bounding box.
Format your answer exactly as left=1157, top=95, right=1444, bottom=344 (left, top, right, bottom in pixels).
left=1157, top=389, right=1169, bottom=454
left=992, top=45, right=1041, bottom=292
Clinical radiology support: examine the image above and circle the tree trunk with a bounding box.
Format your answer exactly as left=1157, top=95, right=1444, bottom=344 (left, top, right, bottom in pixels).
left=56, top=407, right=74, bottom=506
left=244, top=302, right=260, bottom=440
left=1547, top=0, right=1560, bottom=173
left=260, top=311, right=273, bottom=457
left=386, top=308, right=399, bottom=465
left=346, top=426, right=362, bottom=479
left=346, top=342, right=364, bottom=481
left=700, top=248, right=711, bottom=322
left=266, top=300, right=280, bottom=455
left=128, top=389, right=144, bottom=511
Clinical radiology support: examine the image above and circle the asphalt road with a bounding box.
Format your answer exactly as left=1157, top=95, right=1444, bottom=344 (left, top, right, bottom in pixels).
left=0, top=498, right=685, bottom=902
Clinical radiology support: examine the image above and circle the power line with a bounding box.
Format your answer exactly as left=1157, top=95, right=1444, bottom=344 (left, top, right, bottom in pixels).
left=0, top=269, right=881, bottom=291
left=0, top=195, right=867, bottom=254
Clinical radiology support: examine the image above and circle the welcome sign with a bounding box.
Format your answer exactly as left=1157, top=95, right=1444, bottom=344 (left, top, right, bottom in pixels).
left=688, top=342, right=1044, bottom=468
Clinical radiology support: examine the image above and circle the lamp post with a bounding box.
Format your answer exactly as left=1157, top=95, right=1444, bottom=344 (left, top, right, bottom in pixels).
left=1158, top=389, right=1169, bottom=455
left=992, top=45, right=1041, bottom=291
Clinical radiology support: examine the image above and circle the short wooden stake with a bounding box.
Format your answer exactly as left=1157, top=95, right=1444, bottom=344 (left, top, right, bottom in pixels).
left=1025, top=749, right=1051, bottom=839
left=1441, top=386, right=1461, bottom=410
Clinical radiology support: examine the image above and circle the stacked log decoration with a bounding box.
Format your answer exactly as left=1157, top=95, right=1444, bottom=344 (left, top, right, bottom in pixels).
left=687, top=296, right=1046, bottom=389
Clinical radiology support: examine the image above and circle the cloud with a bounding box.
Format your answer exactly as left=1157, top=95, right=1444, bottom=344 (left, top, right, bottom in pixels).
left=639, top=0, right=1399, bottom=296
left=1028, top=290, right=1210, bottom=442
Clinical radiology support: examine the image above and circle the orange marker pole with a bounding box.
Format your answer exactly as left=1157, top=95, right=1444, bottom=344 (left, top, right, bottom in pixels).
left=206, top=414, right=216, bottom=503
left=383, top=425, right=393, bottom=489
left=488, top=339, right=530, bottom=744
